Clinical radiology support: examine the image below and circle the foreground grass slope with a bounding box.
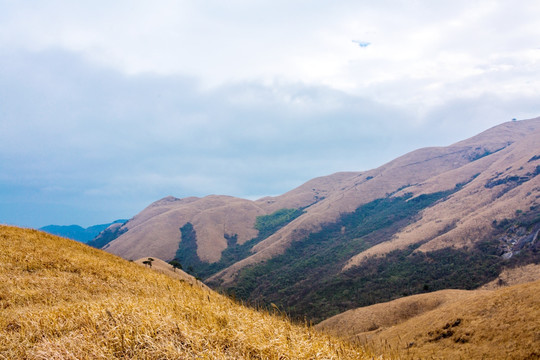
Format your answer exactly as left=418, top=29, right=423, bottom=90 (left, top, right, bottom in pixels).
left=0, top=226, right=371, bottom=359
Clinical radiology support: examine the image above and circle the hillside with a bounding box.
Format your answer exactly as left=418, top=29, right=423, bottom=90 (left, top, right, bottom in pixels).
left=317, top=280, right=540, bottom=359
left=99, top=117, right=540, bottom=321
left=0, top=225, right=371, bottom=359
left=480, top=263, right=540, bottom=289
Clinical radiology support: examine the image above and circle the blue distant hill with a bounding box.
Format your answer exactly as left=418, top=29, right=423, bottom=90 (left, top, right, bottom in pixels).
left=39, top=220, right=127, bottom=243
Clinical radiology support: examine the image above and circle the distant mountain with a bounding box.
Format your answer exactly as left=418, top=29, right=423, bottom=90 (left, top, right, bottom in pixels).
left=100, top=117, right=540, bottom=322
left=40, top=220, right=127, bottom=243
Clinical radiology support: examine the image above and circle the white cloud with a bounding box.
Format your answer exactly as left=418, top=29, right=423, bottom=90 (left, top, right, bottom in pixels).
left=1, top=1, right=540, bottom=227
left=3, top=1, right=538, bottom=101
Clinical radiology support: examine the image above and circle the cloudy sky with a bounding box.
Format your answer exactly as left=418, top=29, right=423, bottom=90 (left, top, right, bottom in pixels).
left=1, top=1, right=540, bottom=228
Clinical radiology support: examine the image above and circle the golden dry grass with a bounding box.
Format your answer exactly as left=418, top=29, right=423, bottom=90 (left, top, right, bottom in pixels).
left=0, top=226, right=373, bottom=359
left=316, top=289, right=482, bottom=339
left=480, top=263, right=540, bottom=290
left=317, top=281, right=540, bottom=359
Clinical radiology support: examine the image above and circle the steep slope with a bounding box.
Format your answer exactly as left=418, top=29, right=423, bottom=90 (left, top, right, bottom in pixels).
left=213, top=118, right=540, bottom=284
left=204, top=119, right=539, bottom=321
left=99, top=172, right=359, bottom=263
left=344, top=122, right=540, bottom=268
left=317, top=280, right=540, bottom=359
left=316, top=289, right=484, bottom=338
left=103, top=119, right=539, bottom=269
left=0, top=225, right=370, bottom=359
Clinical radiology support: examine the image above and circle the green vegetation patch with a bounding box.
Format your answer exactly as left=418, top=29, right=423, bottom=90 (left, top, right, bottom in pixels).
left=255, top=208, right=305, bottom=239
left=527, top=155, right=540, bottom=162
left=174, top=208, right=305, bottom=279
left=289, top=242, right=502, bottom=323
left=175, top=222, right=199, bottom=275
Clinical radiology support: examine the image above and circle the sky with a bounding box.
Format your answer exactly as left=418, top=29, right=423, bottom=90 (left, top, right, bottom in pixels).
left=1, top=1, right=540, bottom=228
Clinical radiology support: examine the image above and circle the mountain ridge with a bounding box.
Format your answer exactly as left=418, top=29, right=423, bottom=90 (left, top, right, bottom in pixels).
left=97, top=117, right=540, bottom=322
left=210, top=117, right=540, bottom=284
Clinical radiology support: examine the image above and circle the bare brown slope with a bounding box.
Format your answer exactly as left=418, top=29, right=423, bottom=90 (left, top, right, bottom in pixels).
left=480, top=263, right=540, bottom=290
left=104, top=195, right=266, bottom=262
left=317, top=270, right=540, bottom=339
left=211, top=118, right=540, bottom=284
left=255, top=171, right=361, bottom=212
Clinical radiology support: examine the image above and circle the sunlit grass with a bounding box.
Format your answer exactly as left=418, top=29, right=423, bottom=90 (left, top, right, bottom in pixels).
left=0, top=226, right=374, bottom=359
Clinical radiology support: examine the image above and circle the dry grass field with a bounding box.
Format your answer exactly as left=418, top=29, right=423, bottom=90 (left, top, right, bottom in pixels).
left=480, top=263, right=540, bottom=290
left=0, top=225, right=373, bottom=359
left=317, top=280, right=540, bottom=359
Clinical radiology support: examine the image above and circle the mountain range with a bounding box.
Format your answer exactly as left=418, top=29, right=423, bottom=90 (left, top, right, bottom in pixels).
left=39, top=220, right=127, bottom=243
left=95, top=117, right=540, bottom=322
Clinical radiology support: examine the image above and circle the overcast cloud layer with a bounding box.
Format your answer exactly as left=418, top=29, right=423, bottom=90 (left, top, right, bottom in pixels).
left=1, top=1, right=540, bottom=228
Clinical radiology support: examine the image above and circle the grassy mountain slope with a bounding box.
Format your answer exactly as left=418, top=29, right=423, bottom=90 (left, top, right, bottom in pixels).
left=203, top=119, right=539, bottom=322
left=317, top=280, right=540, bottom=359
left=98, top=118, right=539, bottom=323
left=480, top=263, right=540, bottom=289
left=101, top=172, right=360, bottom=263
left=212, top=118, right=540, bottom=285
left=0, top=226, right=371, bottom=359
left=344, top=122, right=540, bottom=268
left=173, top=208, right=306, bottom=280
left=316, top=289, right=482, bottom=339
